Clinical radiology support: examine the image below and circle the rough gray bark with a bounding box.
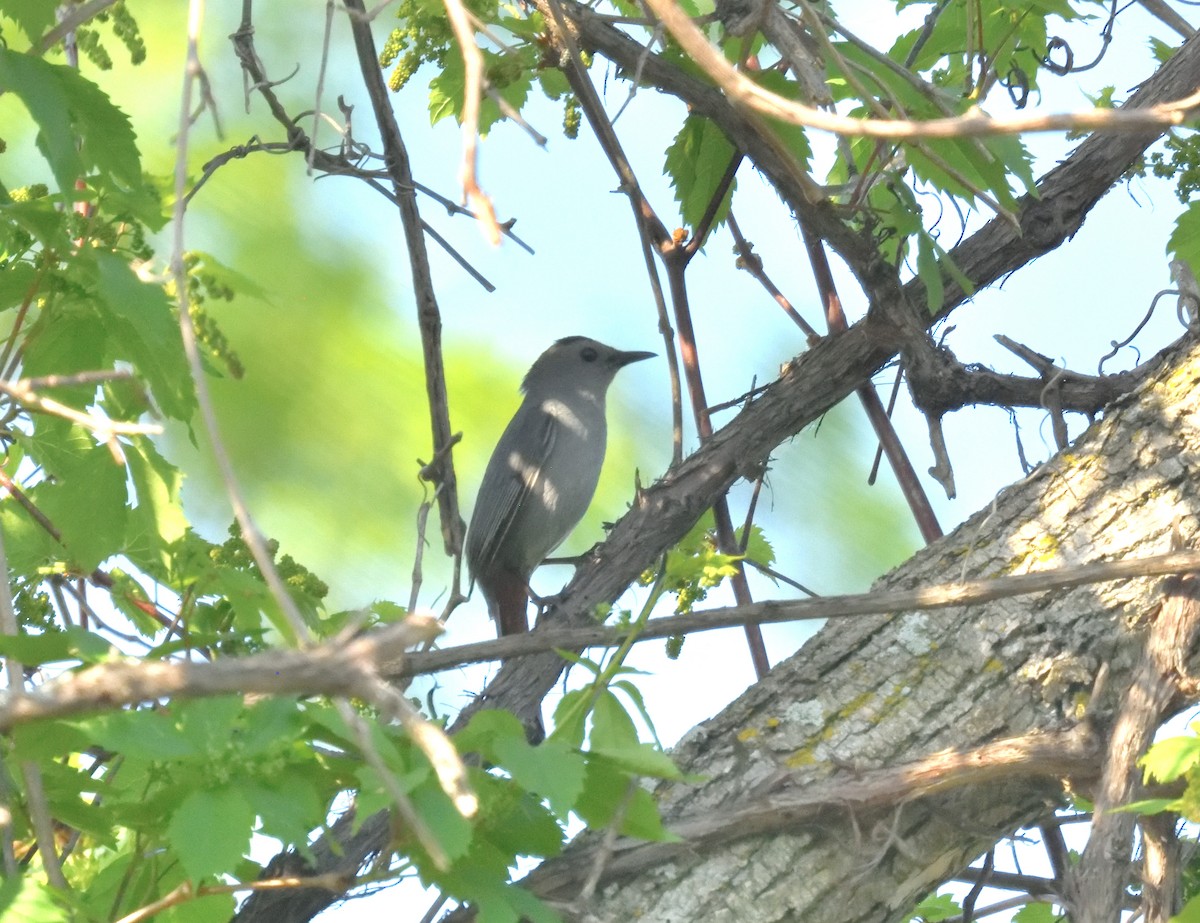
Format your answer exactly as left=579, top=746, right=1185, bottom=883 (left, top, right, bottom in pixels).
left=515, top=335, right=1200, bottom=922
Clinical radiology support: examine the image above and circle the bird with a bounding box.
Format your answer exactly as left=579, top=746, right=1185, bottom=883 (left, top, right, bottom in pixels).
left=466, top=336, right=655, bottom=637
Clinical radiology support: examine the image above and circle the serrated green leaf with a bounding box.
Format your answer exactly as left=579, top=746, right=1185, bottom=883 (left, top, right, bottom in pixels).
left=2, top=0, right=58, bottom=45
left=736, top=524, right=775, bottom=570
left=478, top=780, right=564, bottom=858
left=167, top=786, right=255, bottom=881
left=35, top=444, right=128, bottom=572
left=1012, top=902, right=1057, bottom=923
left=1169, top=204, right=1200, bottom=279
left=664, top=114, right=737, bottom=231
left=93, top=252, right=194, bottom=422
left=125, top=437, right=188, bottom=575
left=611, top=679, right=663, bottom=748
left=0, top=49, right=82, bottom=194
left=1141, top=732, right=1200, bottom=784
left=1150, top=36, right=1179, bottom=65
left=590, top=690, right=640, bottom=750
left=549, top=688, right=589, bottom=749
left=0, top=493, right=58, bottom=575
left=537, top=67, right=569, bottom=100
left=751, top=71, right=812, bottom=167
left=907, top=892, right=961, bottom=922
left=456, top=708, right=529, bottom=760
left=0, top=48, right=141, bottom=193
left=492, top=736, right=586, bottom=816
left=591, top=744, right=684, bottom=781
left=916, top=231, right=943, bottom=314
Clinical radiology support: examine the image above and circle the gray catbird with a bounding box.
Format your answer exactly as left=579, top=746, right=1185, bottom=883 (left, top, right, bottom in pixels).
left=466, top=336, right=655, bottom=636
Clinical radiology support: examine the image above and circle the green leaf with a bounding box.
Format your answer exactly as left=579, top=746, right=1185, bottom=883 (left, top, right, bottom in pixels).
left=906, top=892, right=961, bottom=922
left=611, top=679, right=663, bottom=748
left=2, top=0, right=58, bottom=44
left=125, top=437, right=188, bottom=575
left=590, top=690, right=640, bottom=750
left=0, top=262, right=37, bottom=312
left=617, top=786, right=676, bottom=841
left=0, top=491, right=58, bottom=575
left=246, top=782, right=326, bottom=844
left=410, top=779, right=475, bottom=863
left=10, top=719, right=93, bottom=763
left=0, top=48, right=141, bottom=193
left=429, top=51, right=534, bottom=135
left=35, top=443, right=129, bottom=572
left=590, top=744, right=684, bottom=781
left=83, top=708, right=198, bottom=761
left=1115, top=797, right=1179, bottom=815
left=548, top=688, right=589, bottom=749
left=1173, top=892, right=1200, bottom=923
left=916, top=231, right=944, bottom=314
left=1169, top=204, right=1200, bottom=279
left=1149, top=36, right=1179, bottom=65
left=492, top=736, right=586, bottom=817
left=476, top=775, right=565, bottom=858
left=0, top=626, right=110, bottom=665
left=167, top=786, right=256, bottom=881
left=1141, top=732, right=1200, bottom=784
left=93, top=251, right=195, bottom=422
left=751, top=70, right=812, bottom=167
left=157, top=892, right=237, bottom=923
left=456, top=708, right=529, bottom=760
left=1012, top=902, right=1057, bottom=923
left=0, top=874, right=69, bottom=922
left=21, top=304, right=107, bottom=394
left=663, top=114, right=737, bottom=231
left=736, top=524, right=775, bottom=570
left=537, top=67, right=569, bottom=100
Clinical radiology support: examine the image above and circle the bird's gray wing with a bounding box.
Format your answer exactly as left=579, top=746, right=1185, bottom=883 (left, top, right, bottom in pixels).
left=466, top=401, right=557, bottom=576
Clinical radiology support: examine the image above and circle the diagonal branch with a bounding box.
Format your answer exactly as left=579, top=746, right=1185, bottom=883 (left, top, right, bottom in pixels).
left=342, top=0, right=468, bottom=563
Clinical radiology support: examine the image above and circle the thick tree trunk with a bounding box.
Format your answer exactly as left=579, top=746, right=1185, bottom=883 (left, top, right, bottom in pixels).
left=521, top=336, right=1200, bottom=921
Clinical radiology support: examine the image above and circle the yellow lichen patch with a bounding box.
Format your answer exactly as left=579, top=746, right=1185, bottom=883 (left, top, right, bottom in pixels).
left=786, top=748, right=817, bottom=768
left=983, top=657, right=1005, bottom=673
left=736, top=727, right=758, bottom=742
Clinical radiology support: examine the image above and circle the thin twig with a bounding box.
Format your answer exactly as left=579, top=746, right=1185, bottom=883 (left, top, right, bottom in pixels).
left=0, top=526, right=68, bottom=888
left=440, top=0, right=503, bottom=243
left=638, top=0, right=1200, bottom=138
left=343, top=0, right=468, bottom=563
left=113, top=871, right=359, bottom=923
left=372, top=549, right=1200, bottom=679
left=173, top=0, right=312, bottom=644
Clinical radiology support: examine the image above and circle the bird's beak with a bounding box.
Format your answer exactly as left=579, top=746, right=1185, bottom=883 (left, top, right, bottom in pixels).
left=612, top=350, right=656, bottom=368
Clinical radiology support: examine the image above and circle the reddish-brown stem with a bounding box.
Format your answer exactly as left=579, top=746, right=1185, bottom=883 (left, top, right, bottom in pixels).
left=664, top=254, right=771, bottom=678
left=798, top=222, right=943, bottom=544
left=726, top=213, right=821, bottom=341
left=684, top=154, right=742, bottom=256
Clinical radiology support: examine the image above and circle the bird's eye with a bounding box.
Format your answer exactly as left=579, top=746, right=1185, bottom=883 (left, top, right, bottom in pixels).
left=580, top=347, right=598, bottom=362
